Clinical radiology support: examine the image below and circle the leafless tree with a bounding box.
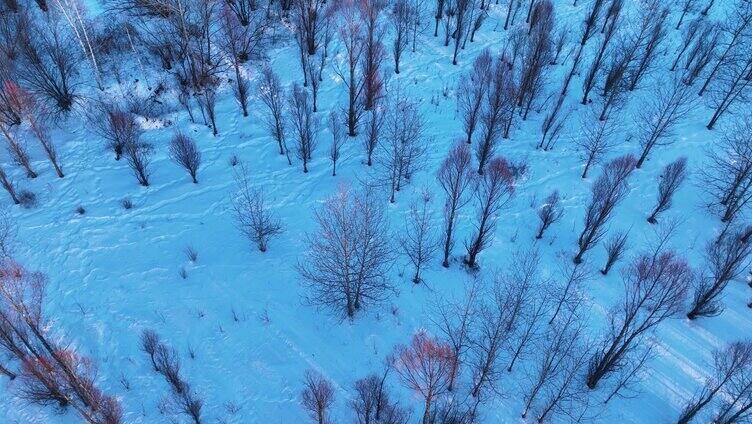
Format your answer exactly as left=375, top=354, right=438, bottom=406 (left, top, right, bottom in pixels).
left=390, top=0, right=414, bottom=74
left=677, top=341, right=752, bottom=424
left=522, top=305, right=589, bottom=421
left=258, top=67, right=290, bottom=164
left=706, top=53, right=752, bottom=130
left=627, top=1, right=670, bottom=91
left=301, top=369, right=335, bottom=424
left=380, top=97, right=427, bottom=203
left=430, top=278, right=481, bottom=392
left=702, top=118, right=752, bottom=223
left=362, top=105, right=385, bottom=167
left=328, top=112, right=344, bottom=177
left=679, top=22, right=722, bottom=86
left=469, top=251, right=537, bottom=402
left=0, top=261, right=123, bottom=424
left=0, top=125, right=37, bottom=178
left=515, top=1, right=554, bottom=120
left=670, top=18, right=710, bottom=72
left=293, top=0, right=326, bottom=56
left=536, top=190, right=563, bottom=239
left=600, top=230, right=628, bottom=275
left=713, top=350, right=752, bottom=423
left=560, top=0, right=606, bottom=95
left=231, top=165, right=282, bottom=252
left=538, top=95, right=571, bottom=151
left=351, top=370, right=409, bottom=424
left=0, top=81, right=63, bottom=177
left=648, top=157, right=688, bottom=224
left=581, top=0, right=623, bottom=105
left=438, top=142, right=476, bottom=268
left=91, top=103, right=140, bottom=161
left=334, top=2, right=366, bottom=137
left=549, top=259, right=590, bottom=325
left=574, top=155, right=636, bottom=264
left=298, top=185, right=394, bottom=318
left=124, top=138, right=153, bottom=186
left=597, top=36, right=637, bottom=121
left=360, top=0, right=387, bottom=110
left=698, top=1, right=752, bottom=97
left=465, top=157, right=523, bottom=268
left=169, top=132, right=201, bottom=183
left=218, top=4, right=267, bottom=117
left=393, top=330, right=455, bottom=424
left=476, top=55, right=516, bottom=174
left=0, top=208, right=14, bottom=258
left=634, top=78, right=695, bottom=168
left=675, top=0, right=700, bottom=30
left=18, top=12, right=81, bottom=113
left=507, top=284, right=551, bottom=373
left=575, top=111, right=618, bottom=179
left=288, top=83, right=319, bottom=173
left=0, top=165, right=18, bottom=204
left=586, top=244, right=693, bottom=389
left=401, top=191, right=440, bottom=284
left=457, top=49, right=492, bottom=145
left=688, top=227, right=752, bottom=319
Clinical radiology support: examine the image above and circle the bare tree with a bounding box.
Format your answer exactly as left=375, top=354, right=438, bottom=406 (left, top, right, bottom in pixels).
left=648, top=157, right=688, bottom=224
left=457, top=49, right=492, bottom=145
left=438, top=142, right=476, bottom=268
left=536, top=190, right=563, bottom=239
left=18, top=12, right=81, bottom=113
left=293, top=0, right=326, bottom=56
left=328, top=112, right=344, bottom=176
left=362, top=105, right=385, bottom=167
left=586, top=245, right=693, bottom=389
left=680, top=22, right=722, bottom=86
left=677, top=341, right=752, bottom=424
left=597, top=36, right=637, bottom=121
left=688, top=227, right=752, bottom=319
left=515, top=1, right=554, bottom=120
left=634, top=77, right=695, bottom=168
left=258, top=67, right=290, bottom=164
left=469, top=251, right=537, bottom=402
left=706, top=54, right=752, bottom=130
left=627, top=1, right=670, bottom=91
left=169, top=132, right=201, bottom=183
left=521, top=305, right=589, bottom=420
left=393, top=330, right=455, bottom=424
left=465, top=157, right=523, bottom=268
left=698, top=1, right=752, bottom=97
left=334, top=2, right=366, bottom=137
left=600, top=230, right=629, bottom=275
left=670, top=18, right=710, bottom=72
left=301, top=369, right=335, bottom=424
left=430, top=278, right=481, bottom=392
left=702, top=118, right=752, bottom=223
left=0, top=165, right=18, bottom=204
left=560, top=0, right=606, bottom=95
left=231, top=165, right=283, bottom=253
left=380, top=97, right=427, bottom=203
left=675, top=0, right=700, bottom=30
left=351, top=370, right=409, bottom=424
left=0, top=125, right=37, bottom=178
left=713, top=350, right=752, bottom=423
left=580, top=0, right=623, bottom=105
left=476, top=55, right=516, bottom=174
left=574, top=155, right=636, bottom=264
left=288, top=83, right=319, bottom=173
left=360, top=0, right=387, bottom=110
left=124, top=138, right=153, bottom=186
left=575, top=111, right=617, bottom=179
left=401, top=191, right=440, bottom=284
left=390, top=0, right=414, bottom=74
left=549, top=259, right=590, bottom=325
left=1, top=82, right=63, bottom=177
left=0, top=261, right=123, bottom=424
left=91, top=103, right=140, bottom=161
left=298, top=185, right=394, bottom=318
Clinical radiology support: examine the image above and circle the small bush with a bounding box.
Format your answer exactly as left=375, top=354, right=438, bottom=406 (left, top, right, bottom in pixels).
left=121, top=198, right=134, bottom=209
left=76, top=206, right=86, bottom=215
left=179, top=267, right=188, bottom=279
left=228, top=154, right=239, bottom=167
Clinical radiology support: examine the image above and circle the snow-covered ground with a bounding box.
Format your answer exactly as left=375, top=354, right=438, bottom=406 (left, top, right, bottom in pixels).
left=2, top=1, right=751, bottom=423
